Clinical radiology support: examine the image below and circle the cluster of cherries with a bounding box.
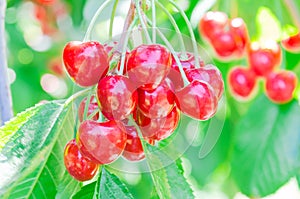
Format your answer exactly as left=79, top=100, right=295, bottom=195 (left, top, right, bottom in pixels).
left=199, top=11, right=299, bottom=104
left=61, top=39, right=224, bottom=181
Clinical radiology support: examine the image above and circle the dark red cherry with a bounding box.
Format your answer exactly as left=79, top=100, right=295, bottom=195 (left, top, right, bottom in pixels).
left=97, top=75, right=138, bottom=121
left=64, top=139, right=99, bottom=181
left=122, top=126, right=145, bottom=161
left=63, top=41, right=109, bottom=87
left=186, top=64, right=224, bottom=100
left=127, top=44, right=172, bottom=90
left=229, top=17, right=249, bottom=56
left=77, top=120, right=127, bottom=164
left=265, top=70, right=298, bottom=104
left=228, top=66, right=257, bottom=99
left=211, top=31, right=237, bottom=58
left=138, top=78, right=175, bottom=119
left=175, top=80, right=217, bottom=120
left=78, top=96, right=99, bottom=122
left=281, top=32, right=300, bottom=52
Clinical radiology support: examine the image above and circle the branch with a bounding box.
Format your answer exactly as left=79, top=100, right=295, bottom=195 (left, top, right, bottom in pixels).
left=0, top=0, right=13, bottom=126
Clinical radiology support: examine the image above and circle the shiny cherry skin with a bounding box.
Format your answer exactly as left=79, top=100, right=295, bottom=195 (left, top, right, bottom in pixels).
left=97, top=75, right=138, bottom=121
left=175, top=80, right=217, bottom=120
left=186, top=64, right=224, bottom=100
left=228, top=66, right=257, bottom=99
left=138, top=78, right=175, bottom=119
left=265, top=70, right=298, bottom=104
left=211, top=31, right=237, bottom=58
left=281, top=32, right=300, bottom=52
left=229, top=18, right=249, bottom=56
left=77, top=120, right=127, bottom=165
left=122, top=126, right=145, bottom=161
left=63, top=41, right=109, bottom=87
left=64, top=139, right=99, bottom=182
left=248, top=41, right=281, bottom=77
left=127, top=44, right=172, bottom=90
left=78, top=96, right=99, bottom=122
left=134, top=106, right=180, bottom=141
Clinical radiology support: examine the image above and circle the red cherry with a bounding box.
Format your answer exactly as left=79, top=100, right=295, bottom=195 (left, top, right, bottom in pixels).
left=281, top=32, right=300, bottom=52
left=96, top=75, right=138, bottom=121
left=122, top=126, right=145, bottom=161
left=265, top=70, right=298, bottom=104
left=175, top=80, right=217, bottom=120
left=35, top=0, right=56, bottom=5
left=211, top=31, right=237, bottom=58
left=77, top=120, right=127, bottom=164
left=228, top=66, right=257, bottom=99
left=127, top=44, right=172, bottom=90
left=248, top=41, right=281, bottom=77
left=229, top=18, right=249, bottom=56
left=78, top=96, right=99, bottom=122
left=186, top=64, right=224, bottom=100
left=64, top=139, right=99, bottom=181
left=63, top=41, right=109, bottom=87
left=138, top=78, right=175, bottom=119
left=134, top=106, right=180, bottom=141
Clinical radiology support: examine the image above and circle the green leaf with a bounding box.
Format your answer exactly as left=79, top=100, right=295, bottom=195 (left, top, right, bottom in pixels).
left=0, top=101, right=78, bottom=198
left=231, top=96, right=300, bottom=197
left=72, top=182, right=97, bottom=199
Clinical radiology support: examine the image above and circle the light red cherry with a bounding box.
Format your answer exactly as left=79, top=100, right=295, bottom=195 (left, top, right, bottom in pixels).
left=77, top=120, right=127, bottom=165
left=78, top=96, right=99, bottom=122
left=97, top=75, right=138, bottom=121
left=211, top=31, right=237, bottom=57
left=281, top=32, right=300, bottom=52
left=63, top=41, right=109, bottom=87
left=229, top=17, right=249, bottom=56
left=64, top=139, right=99, bottom=181
left=122, top=126, right=145, bottom=161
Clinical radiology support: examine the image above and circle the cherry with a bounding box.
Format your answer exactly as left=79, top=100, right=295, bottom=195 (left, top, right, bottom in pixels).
left=63, top=41, right=109, bottom=87
left=35, top=0, right=56, bottom=5
left=134, top=106, right=180, bottom=141
left=248, top=41, right=281, bottom=77
left=77, top=120, right=127, bottom=165
left=175, top=80, right=217, bottom=120
left=229, top=18, right=248, bottom=56
left=186, top=64, right=224, bottom=100
left=228, top=66, right=257, bottom=99
left=138, top=78, right=175, bottom=119
left=78, top=96, right=99, bottom=122
left=127, top=44, right=172, bottom=90
left=96, top=75, right=138, bottom=121
left=210, top=31, right=237, bottom=57
left=281, top=32, right=300, bottom=52
left=64, top=139, right=99, bottom=182
left=122, top=126, right=145, bottom=161
left=265, top=70, right=298, bottom=104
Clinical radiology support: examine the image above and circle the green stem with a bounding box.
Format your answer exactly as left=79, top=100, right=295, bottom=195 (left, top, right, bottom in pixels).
left=283, top=0, right=300, bottom=29
left=83, top=0, right=114, bottom=41
left=65, top=88, right=92, bottom=106
left=82, top=89, right=93, bottom=121
left=135, top=0, right=152, bottom=44
left=109, top=0, right=119, bottom=40
left=151, top=0, right=156, bottom=43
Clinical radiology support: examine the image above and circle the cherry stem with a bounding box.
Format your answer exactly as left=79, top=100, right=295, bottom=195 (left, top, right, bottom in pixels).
left=283, top=0, right=300, bottom=29
left=151, top=0, right=157, bottom=43
left=109, top=0, right=119, bottom=40
left=82, top=90, right=93, bottom=122
left=155, top=0, right=187, bottom=55
left=135, top=0, right=152, bottom=44
left=83, top=0, right=114, bottom=41
left=87, top=109, right=99, bottom=120
left=65, top=88, right=92, bottom=106
left=166, top=0, right=202, bottom=68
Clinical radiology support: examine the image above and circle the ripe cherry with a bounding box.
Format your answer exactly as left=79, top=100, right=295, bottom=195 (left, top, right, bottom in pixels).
left=64, top=139, right=99, bottom=182
left=229, top=18, right=248, bottom=56
left=210, top=31, right=237, bottom=57
left=97, top=75, right=138, bottom=121
left=78, top=96, right=99, bottom=122
left=281, top=32, right=300, bottom=52
left=127, top=44, right=172, bottom=90
left=186, top=64, right=224, bottom=100
left=63, top=41, right=109, bottom=87
left=122, top=126, right=145, bottom=161
left=77, top=120, right=127, bottom=165
left=265, top=70, right=298, bottom=104
left=175, top=80, right=217, bottom=120
left=138, top=78, right=175, bottom=119
left=228, top=66, right=257, bottom=99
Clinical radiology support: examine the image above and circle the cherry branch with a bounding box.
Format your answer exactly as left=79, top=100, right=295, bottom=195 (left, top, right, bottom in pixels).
left=0, top=0, right=13, bottom=126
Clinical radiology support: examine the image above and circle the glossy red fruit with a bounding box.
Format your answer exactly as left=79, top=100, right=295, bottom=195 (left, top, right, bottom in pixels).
left=138, top=79, right=175, bottom=119
left=248, top=41, right=281, bottom=77
left=122, top=126, right=145, bottom=161
left=281, top=32, right=300, bottom=52
left=63, top=41, right=109, bottom=87
left=265, top=71, right=298, bottom=104
left=97, top=75, right=138, bottom=121
left=228, top=67, right=257, bottom=99
left=77, top=120, right=127, bottom=164
left=36, top=0, right=56, bottom=5
left=211, top=31, right=237, bottom=57
left=127, top=44, right=172, bottom=90
left=229, top=18, right=249, bottom=56
left=134, top=106, right=180, bottom=141
left=78, top=96, right=99, bottom=122
left=64, top=139, right=99, bottom=182
left=186, top=64, right=224, bottom=100
left=199, top=11, right=228, bottom=40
